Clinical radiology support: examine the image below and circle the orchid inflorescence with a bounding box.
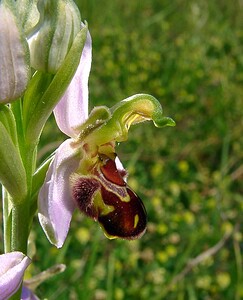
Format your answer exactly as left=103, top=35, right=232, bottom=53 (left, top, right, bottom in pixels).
left=0, top=0, right=175, bottom=299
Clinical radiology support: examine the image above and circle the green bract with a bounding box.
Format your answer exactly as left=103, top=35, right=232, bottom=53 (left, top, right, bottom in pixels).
left=23, top=24, right=88, bottom=143
left=0, top=104, right=18, bottom=146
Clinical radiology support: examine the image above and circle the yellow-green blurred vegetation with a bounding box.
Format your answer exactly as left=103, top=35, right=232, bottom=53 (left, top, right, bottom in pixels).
left=3, top=0, right=243, bottom=299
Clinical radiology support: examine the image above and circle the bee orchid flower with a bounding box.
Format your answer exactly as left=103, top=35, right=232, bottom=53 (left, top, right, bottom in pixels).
left=38, top=29, right=175, bottom=248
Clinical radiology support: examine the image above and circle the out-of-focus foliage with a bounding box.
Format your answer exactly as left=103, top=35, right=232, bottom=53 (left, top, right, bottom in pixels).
left=1, top=0, right=242, bottom=299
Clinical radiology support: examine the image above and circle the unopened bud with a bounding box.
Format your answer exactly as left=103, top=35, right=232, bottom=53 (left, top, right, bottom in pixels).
left=28, top=0, right=81, bottom=73
left=0, top=1, right=30, bottom=103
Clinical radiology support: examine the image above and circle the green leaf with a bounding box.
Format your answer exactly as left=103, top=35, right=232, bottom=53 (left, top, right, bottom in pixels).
left=0, top=122, right=27, bottom=201
left=0, top=104, right=18, bottom=146
left=31, top=154, right=54, bottom=202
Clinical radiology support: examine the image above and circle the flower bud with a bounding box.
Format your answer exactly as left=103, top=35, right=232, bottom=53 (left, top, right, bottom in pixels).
left=28, top=0, right=81, bottom=73
left=0, top=1, right=30, bottom=103
left=14, top=0, right=40, bottom=36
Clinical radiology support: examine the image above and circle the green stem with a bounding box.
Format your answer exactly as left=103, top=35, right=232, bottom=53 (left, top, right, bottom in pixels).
left=4, top=193, right=31, bottom=300
left=23, top=142, right=37, bottom=194
left=8, top=95, right=39, bottom=300
left=2, top=186, right=11, bottom=253
left=10, top=99, right=25, bottom=152
left=11, top=201, right=30, bottom=254
left=11, top=99, right=37, bottom=194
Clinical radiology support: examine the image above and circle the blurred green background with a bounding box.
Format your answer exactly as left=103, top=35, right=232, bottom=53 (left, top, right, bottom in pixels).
left=3, top=0, right=243, bottom=299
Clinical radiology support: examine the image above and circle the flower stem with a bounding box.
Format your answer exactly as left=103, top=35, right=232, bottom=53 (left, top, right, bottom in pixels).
left=2, top=186, right=11, bottom=253
left=11, top=200, right=30, bottom=254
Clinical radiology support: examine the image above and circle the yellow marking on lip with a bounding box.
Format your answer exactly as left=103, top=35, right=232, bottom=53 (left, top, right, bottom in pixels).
left=134, top=214, right=139, bottom=228
left=93, top=193, right=114, bottom=216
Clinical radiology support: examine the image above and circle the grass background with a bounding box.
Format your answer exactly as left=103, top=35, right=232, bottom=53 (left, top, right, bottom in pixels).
left=2, top=0, right=243, bottom=299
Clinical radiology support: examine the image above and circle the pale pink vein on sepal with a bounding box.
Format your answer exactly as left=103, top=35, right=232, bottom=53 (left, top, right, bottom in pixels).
left=38, top=139, right=80, bottom=248
left=0, top=252, right=31, bottom=300
left=53, top=27, right=92, bottom=138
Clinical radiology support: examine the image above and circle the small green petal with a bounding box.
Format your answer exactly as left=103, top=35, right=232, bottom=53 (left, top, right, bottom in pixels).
left=77, top=106, right=111, bottom=140
left=84, top=93, right=175, bottom=147
left=153, top=116, right=176, bottom=128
